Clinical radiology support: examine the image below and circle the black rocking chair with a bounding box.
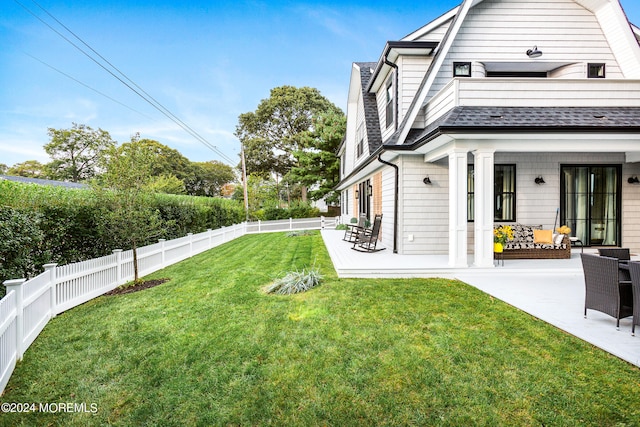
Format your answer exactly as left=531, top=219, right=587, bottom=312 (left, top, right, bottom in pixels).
left=352, top=214, right=385, bottom=252
left=343, top=214, right=367, bottom=242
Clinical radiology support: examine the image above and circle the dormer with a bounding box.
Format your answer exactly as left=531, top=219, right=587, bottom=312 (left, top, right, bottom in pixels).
left=365, top=41, right=439, bottom=142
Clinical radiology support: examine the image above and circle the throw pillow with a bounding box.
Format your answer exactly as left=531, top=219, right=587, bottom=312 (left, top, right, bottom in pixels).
left=533, top=229, right=553, bottom=244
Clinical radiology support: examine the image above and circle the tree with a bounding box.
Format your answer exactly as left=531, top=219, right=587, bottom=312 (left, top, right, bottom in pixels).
left=134, top=137, right=194, bottom=182
left=0, top=163, right=7, bottom=174
left=94, top=139, right=167, bottom=283
left=235, top=86, right=343, bottom=200
left=185, top=160, right=236, bottom=197
left=7, top=160, right=47, bottom=178
left=45, top=123, right=116, bottom=182
left=289, top=110, right=346, bottom=205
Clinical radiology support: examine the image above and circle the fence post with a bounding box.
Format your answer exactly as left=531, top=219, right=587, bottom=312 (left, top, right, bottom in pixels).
left=43, top=263, right=58, bottom=318
left=4, top=279, right=26, bottom=360
left=188, top=233, right=193, bottom=257
left=258, top=220, right=261, bottom=233
left=289, top=218, right=293, bottom=230
left=113, top=249, right=123, bottom=285
left=321, top=216, right=325, bottom=229
left=158, top=239, right=166, bottom=268
left=207, top=229, right=212, bottom=249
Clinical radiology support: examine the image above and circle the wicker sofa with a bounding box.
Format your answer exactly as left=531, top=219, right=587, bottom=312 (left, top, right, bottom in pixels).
left=498, top=224, right=572, bottom=260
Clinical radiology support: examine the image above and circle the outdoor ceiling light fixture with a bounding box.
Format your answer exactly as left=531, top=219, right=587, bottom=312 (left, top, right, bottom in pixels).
left=526, top=45, right=542, bottom=58
left=423, top=176, right=432, bottom=185
left=535, top=176, right=546, bottom=185
left=628, top=176, right=640, bottom=184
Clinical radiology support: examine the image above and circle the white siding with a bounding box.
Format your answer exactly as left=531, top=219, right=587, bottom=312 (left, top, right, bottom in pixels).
left=398, top=56, right=432, bottom=125
left=376, top=70, right=396, bottom=142
left=381, top=167, right=395, bottom=248
left=622, top=162, right=640, bottom=253
left=398, top=156, right=450, bottom=255
left=429, top=0, right=623, bottom=98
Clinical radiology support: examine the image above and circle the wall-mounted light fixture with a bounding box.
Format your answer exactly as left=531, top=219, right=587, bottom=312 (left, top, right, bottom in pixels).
left=526, top=45, right=542, bottom=58
left=368, top=184, right=373, bottom=197
left=355, top=189, right=359, bottom=199
left=423, top=176, right=432, bottom=185
left=535, top=176, right=545, bottom=185
left=628, top=176, right=640, bottom=184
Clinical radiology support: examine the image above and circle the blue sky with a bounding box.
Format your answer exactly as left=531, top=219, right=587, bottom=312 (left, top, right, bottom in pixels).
left=2, top=0, right=640, bottom=168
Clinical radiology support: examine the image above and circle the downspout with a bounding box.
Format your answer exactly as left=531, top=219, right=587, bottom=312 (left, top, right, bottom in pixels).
left=383, top=56, right=399, bottom=131
left=377, top=152, right=398, bottom=253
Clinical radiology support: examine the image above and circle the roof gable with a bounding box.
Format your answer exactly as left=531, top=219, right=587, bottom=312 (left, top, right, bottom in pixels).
left=392, top=0, right=640, bottom=146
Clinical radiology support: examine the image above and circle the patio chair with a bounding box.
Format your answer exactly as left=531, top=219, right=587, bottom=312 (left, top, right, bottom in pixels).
left=580, top=253, right=633, bottom=329
left=628, top=262, right=640, bottom=336
left=352, top=214, right=385, bottom=252
left=597, top=248, right=630, bottom=261
left=343, top=214, right=367, bottom=242
left=598, top=247, right=631, bottom=280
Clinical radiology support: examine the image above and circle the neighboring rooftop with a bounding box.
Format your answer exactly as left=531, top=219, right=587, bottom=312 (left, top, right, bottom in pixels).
left=0, top=175, right=89, bottom=189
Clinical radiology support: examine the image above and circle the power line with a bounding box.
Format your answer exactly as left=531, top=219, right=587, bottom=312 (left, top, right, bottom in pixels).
left=15, top=0, right=236, bottom=165
left=23, top=52, right=155, bottom=121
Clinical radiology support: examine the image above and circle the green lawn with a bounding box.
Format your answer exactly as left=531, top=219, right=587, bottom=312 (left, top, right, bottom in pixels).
left=2, top=231, right=640, bottom=426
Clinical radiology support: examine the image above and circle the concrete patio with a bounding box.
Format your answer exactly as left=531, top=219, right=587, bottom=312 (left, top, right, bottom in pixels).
left=321, top=229, right=640, bottom=368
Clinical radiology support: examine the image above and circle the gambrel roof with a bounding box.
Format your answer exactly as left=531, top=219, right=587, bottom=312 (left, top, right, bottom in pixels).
left=390, top=0, right=640, bottom=147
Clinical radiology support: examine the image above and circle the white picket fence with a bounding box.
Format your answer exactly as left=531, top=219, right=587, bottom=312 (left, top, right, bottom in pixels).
left=0, top=216, right=337, bottom=394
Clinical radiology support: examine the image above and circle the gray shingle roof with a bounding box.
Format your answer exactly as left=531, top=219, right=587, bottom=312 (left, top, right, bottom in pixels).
left=356, top=62, right=383, bottom=153
left=399, top=106, right=640, bottom=148
left=0, top=175, right=89, bottom=189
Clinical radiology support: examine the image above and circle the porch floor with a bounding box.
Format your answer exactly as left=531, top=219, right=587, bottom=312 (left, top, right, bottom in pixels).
left=321, top=230, right=640, bottom=367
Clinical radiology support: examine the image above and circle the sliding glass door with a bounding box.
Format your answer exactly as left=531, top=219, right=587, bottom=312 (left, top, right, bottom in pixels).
left=561, top=165, right=621, bottom=246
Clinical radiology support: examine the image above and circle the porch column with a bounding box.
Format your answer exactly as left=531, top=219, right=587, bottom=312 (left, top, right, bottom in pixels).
left=473, top=149, right=495, bottom=267
left=448, top=149, right=468, bottom=268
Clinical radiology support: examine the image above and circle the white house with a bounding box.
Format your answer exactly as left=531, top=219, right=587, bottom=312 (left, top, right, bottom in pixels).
left=337, top=0, right=640, bottom=268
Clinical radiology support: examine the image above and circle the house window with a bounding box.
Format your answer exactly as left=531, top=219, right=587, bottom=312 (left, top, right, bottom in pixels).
left=343, top=190, right=349, bottom=215
left=358, top=179, right=372, bottom=219
left=356, top=123, right=365, bottom=158
left=588, top=63, right=605, bottom=79
left=385, top=78, right=394, bottom=128
left=561, top=165, right=621, bottom=246
left=467, top=164, right=516, bottom=222
left=453, top=62, right=471, bottom=77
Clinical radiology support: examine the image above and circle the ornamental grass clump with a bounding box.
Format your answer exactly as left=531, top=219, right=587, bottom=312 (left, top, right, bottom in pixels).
left=265, top=267, right=322, bottom=295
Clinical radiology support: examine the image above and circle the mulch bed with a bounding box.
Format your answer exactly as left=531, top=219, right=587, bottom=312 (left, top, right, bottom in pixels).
left=105, top=278, right=170, bottom=296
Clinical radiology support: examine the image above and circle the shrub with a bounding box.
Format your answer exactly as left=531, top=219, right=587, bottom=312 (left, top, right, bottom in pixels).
left=265, top=267, right=322, bottom=295
left=0, top=207, right=49, bottom=290
left=335, top=224, right=348, bottom=230
left=263, top=202, right=321, bottom=220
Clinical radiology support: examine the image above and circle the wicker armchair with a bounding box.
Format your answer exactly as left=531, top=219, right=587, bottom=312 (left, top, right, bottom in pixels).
left=628, top=262, right=640, bottom=336
left=598, top=248, right=631, bottom=281
left=580, top=253, right=633, bottom=329
left=597, top=248, right=631, bottom=261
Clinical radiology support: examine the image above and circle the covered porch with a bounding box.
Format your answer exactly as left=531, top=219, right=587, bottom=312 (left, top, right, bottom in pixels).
left=322, top=229, right=640, bottom=367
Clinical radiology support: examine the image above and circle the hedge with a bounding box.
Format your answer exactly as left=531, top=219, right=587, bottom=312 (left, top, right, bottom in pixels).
left=0, top=180, right=245, bottom=287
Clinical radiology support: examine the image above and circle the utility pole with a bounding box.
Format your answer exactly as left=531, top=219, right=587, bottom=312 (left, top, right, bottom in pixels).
left=240, top=142, right=249, bottom=221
